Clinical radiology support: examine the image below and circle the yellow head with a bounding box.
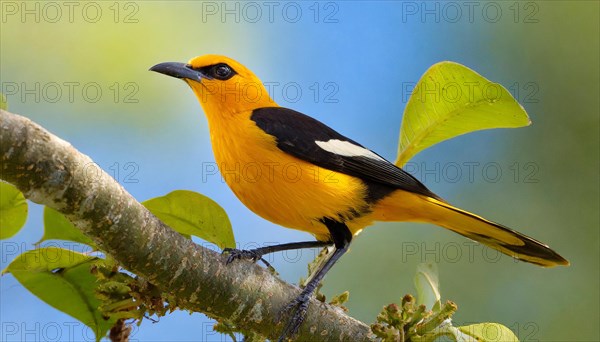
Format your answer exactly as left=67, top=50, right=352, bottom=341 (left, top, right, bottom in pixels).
left=150, top=55, right=276, bottom=118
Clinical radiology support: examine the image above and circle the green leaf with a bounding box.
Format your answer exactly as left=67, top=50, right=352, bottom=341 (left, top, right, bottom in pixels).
left=2, top=247, right=115, bottom=341
left=0, top=92, right=7, bottom=110
left=0, top=181, right=28, bottom=239
left=414, top=262, right=441, bottom=311
left=416, top=320, right=478, bottom=342
left=396, top=62, right=531, bottom=166
left=458, top=323, right=519, bottom=342
left=143, top=190, right=235, bottom=249
left=37, top=207, right=95, bottom=247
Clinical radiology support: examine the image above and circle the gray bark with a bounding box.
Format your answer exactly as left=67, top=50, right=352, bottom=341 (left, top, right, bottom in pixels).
left=0, top=109, right=375, bottom=341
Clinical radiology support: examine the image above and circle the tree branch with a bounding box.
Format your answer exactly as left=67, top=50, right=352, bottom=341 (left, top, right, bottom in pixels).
left=0, top=109, right=375, bottom=341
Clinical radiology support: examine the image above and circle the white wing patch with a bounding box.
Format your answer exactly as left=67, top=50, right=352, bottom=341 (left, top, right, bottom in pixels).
left=315, top=139, right=385, bottom=161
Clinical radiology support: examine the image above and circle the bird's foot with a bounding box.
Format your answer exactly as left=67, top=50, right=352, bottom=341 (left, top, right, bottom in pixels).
left=276, top=292, right=311, bottom=342
left=222, top=248, right=273, bottom=268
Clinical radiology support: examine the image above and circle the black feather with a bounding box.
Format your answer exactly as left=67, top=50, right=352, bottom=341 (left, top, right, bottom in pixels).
left=251, top=107, right=439, bottom=203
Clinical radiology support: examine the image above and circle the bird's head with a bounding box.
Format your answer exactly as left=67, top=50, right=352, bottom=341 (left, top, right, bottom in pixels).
left=150, top=55, right=275, bottom=116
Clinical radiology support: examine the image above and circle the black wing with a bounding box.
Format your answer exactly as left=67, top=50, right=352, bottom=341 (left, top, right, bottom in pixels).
left=251, top=107, right=440, bottom=202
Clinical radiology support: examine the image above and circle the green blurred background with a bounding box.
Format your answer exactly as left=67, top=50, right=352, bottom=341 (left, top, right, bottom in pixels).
left=1, top=1, right=598, bottom=341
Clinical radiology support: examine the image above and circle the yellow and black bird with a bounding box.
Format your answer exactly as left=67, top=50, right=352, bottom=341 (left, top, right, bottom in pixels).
left=150, top=55, right=568, bottom=340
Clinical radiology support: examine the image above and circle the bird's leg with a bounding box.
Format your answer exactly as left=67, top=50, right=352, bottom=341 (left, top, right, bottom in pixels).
left=223, top=241, right=332, bottom=268
left=277, top=245, right=348, bottom=341
left=277, top=218, right=352, bottom=341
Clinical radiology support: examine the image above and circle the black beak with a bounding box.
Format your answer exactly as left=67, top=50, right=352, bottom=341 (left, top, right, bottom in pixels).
left=149, top=62, right=203, bottom=82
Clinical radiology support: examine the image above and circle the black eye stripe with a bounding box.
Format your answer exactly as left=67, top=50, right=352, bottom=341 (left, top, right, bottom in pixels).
left=215, top=65, right=231, bottom=77
left=196, top=63, right=237, bottom=80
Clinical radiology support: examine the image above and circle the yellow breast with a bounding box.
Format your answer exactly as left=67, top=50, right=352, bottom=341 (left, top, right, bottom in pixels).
left=207, top=111, right=371, bottom=240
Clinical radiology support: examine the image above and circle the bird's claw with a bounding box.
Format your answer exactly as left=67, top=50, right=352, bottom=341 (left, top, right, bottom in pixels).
left=222, top=248, right=261, bottom=264
left=222, top=248, right=272, bottom=268
left=276, top=293, right=311, bottom=341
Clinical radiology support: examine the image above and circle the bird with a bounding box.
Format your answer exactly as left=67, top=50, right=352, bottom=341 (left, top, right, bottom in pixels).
left=150, top=55, right=569, bottom=340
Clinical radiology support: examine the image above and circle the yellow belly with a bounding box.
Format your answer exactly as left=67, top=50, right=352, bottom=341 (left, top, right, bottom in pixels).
left=208, top=113, right=372, bottom=240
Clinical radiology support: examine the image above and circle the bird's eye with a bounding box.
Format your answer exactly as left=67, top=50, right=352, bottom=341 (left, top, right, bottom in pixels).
left=213, top=64, right=234, bottom=80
